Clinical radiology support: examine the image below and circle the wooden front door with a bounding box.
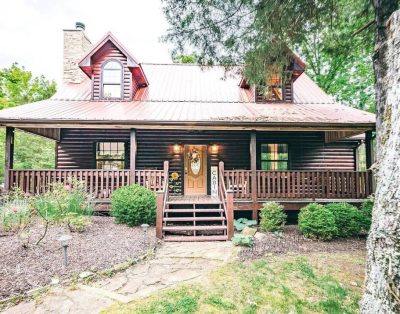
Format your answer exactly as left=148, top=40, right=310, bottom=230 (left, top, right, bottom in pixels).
left=184, top=145, right=207, bottom=195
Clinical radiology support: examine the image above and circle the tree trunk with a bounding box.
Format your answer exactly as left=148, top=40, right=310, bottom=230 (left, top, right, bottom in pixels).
left=361, top=3, right=400, bottom=313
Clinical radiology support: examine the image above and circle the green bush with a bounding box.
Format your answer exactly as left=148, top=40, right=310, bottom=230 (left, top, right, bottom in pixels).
left=0, top=197, right=32, bottom=233
left=232, top=234, right=255, bottom=247
left=111, top=184, right=156, bottom=226
left=298, top=203, right=338, bottom=241
left=260, top=201, right=287, bottom=232
left=359, top=198, right=374, bottom=234
left=325, top=202, right=362, bottom=238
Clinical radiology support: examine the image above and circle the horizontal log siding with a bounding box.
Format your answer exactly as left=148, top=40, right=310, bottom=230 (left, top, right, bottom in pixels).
left=57, top=129, right=130, bottom=169
left=91, top=41, right=132, bottom=101
left=57, top=129, right=357, bottom=172
left=256, top=132, right=357, bottom=170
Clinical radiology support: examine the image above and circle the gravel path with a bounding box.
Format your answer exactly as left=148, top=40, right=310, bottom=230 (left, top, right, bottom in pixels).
left=240, top=225, right=366, bottom=260
left=0, top=216, right=156, bottom=299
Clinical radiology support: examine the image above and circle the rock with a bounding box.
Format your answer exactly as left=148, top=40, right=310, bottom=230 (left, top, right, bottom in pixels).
left=51, top=277, right=60, bottom=285
left=242, top=226, right=257, bottom=236
left=254, top=232, right=267, bottom=241
left=350, top=281, right=358, bottom=287
left=79, top=271, right=94, bottom=279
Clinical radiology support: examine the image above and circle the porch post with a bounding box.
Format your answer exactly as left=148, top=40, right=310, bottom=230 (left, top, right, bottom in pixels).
left=365, top=130, right=374, bottom=193
left=365, top=130, right=373, bottom=169
left=250, top=131, right=258, bottom=220
left=130, top=129, right=136, bottom=184
left=4, top=127, right=15, bottom=192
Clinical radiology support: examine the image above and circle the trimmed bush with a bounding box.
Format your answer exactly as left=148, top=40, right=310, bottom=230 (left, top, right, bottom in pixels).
left=298, top=203, right=338, bottom=241
left=111, top=184, right=156, bottom=226
left=260, top=201, right=287, bottom=232
left=325, top=202, right=362, bottom=238
left=359, top=198, right=374, bottom=234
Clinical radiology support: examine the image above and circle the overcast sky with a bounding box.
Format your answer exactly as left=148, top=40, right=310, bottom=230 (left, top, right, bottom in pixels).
left=0, top=0, right=172, bottom=84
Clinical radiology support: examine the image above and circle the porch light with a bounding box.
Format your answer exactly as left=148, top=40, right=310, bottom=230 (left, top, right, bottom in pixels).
left=173, top=144, right=182, bottom=154
left=210, top=144, right=219, bottom=154
left=58, top=234, right=72, bottom=267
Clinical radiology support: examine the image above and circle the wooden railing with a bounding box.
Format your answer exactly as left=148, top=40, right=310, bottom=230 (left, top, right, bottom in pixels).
left=224, top=170, right=373, bottom=200
left=219, top=162, right=234, bottom=239
left=8, top=168, right=166, bottom=200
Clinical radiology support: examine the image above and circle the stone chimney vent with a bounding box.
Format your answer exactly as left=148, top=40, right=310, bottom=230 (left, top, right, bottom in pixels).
left=63, top=23, right=92, bottom=84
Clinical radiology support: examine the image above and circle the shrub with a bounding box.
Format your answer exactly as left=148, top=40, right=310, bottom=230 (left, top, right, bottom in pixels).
left=325, top=202, right=362, bottom=238
left=260, top=201, right=287, bottom=232
left=111, top=184, right=156, bottom=226
left=64, top=213, right=92, bottom=232
left=359, top=198, right=374, bottom=234
left=298, top=203, right=337, bottom=241
left=232, top=234, right=255, bottom=247
left=234, top=218, right=257, bottom=231
left=0, top=198, right=32, bottom=233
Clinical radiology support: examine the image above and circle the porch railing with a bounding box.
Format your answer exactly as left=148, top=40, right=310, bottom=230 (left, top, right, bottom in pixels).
left=8, top=169, right=166, bottom=200
left=224, top=170, right=373, bottom=200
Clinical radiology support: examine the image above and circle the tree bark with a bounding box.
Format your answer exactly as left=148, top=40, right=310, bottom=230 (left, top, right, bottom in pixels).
left=361, top=4, right=400, bottom=313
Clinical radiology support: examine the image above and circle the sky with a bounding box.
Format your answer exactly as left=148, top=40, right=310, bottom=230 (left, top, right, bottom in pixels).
left=0, top=0, right=172, bottom=84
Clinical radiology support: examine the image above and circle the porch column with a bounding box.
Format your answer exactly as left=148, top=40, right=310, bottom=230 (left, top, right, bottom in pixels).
left=250, top=131, right=258, bottom=220
left=365, top=130, right=373, bottom=169
left=4, top=127, right=15, bottom=192
left=130, top=129, right=137, bottom=183
left=365, top=130, right=374, bottom=193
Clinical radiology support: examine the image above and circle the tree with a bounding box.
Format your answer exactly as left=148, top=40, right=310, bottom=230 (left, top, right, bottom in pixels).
left=161, top=0, right=400, bottom=311
left=0, top=64, right=57, bottom=182
left=173, top=54, right=199, bottom=64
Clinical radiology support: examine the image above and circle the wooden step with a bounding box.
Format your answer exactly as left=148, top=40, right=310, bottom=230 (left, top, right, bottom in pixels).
left=163, top=216, right=225, bottom=222
left=164, top=235, right=228, bottom=242
left=163, top=225, right=227, bottom=232
left=164, top=208, right=224, bottom=213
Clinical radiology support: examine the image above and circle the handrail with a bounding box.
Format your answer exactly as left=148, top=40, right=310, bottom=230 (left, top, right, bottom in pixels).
left=162, top=161, right=169, bottom=212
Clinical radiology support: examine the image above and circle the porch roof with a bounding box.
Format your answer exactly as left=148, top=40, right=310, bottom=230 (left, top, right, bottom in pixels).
left=0, top=64, right=375, bottom=130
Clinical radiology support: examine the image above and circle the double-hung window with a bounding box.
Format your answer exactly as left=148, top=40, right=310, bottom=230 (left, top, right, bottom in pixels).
left=96, top=142, right=125, bottom=170
left=260, top=143, right=289, bottom=170
left=102, top=60, right=123, bottom=99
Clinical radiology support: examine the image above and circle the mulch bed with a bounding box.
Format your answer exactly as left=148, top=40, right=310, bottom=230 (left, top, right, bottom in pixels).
left=0, top=216, right=157, bottom=299
left=240, top=225, right=366, bottom=260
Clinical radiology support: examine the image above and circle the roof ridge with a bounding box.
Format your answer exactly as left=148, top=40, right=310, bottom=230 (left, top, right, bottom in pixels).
left=141, top=62, right=243, bottom=67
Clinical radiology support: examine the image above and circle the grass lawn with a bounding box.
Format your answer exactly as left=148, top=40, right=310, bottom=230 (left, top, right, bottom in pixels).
left=103, top=251, right=365, bottom=314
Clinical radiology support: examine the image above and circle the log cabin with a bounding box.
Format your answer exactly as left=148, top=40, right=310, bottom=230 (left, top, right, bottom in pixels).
left=0, top=23, right=375, bottom=241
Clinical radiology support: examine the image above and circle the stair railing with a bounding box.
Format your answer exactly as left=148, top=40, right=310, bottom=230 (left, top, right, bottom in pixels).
left=156, top=161, right=169, bottom=239
left=218, top=161, right=234, bottom=239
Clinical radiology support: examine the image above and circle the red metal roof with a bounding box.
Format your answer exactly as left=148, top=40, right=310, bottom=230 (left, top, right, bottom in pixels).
left=0, top=63, right=375, bottom=129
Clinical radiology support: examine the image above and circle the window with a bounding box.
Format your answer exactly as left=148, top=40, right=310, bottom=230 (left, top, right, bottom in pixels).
left=261, top=143, right=288, bottom=170
left=256, top=74, right=283, bottom=102
left=102, top=60, right=122, bottom=99
left=96, top=142, right=125, bottom=169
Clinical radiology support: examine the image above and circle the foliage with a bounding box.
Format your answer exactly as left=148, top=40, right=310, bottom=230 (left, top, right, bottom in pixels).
left=359, top=197, right=374, bottom=233
left=173, top=54, right=199, bottom=64
left=33, top=178, right=93, bottom=243
left=260, top=201, right=287, bottom=232
left=111, top=184, right=156, bottom=226
left=298, top=203, right=338, bottom=241
left=325, top=203, right=362, bottom=238
left=0, top=190, right=32, bottom=233
left=64, top=212, right=92, bottom=233
left=233, top=217, right=257, bottom=231
left=232, top=233, right=255, bottom=247
left=0, top=63, right=56, bottom=182
left=104, top=253, right=364, bottom=313
left=162, top=0, right=375, bottom=111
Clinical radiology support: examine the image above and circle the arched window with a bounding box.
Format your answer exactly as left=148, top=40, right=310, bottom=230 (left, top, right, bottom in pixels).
left=102, top=60, right=123, bottom=99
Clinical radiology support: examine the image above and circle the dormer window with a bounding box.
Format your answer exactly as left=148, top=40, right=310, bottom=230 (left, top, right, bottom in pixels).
left=256, top=74, right=284, bottom=102
left=102, top=60, right=123, bottom=99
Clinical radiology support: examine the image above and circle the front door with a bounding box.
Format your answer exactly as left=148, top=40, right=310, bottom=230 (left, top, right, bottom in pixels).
left=184, top=145, right=207, bottom=195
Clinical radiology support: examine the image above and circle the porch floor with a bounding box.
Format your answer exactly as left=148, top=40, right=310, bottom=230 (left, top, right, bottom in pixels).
left=168, top=195, right=220, bottom=204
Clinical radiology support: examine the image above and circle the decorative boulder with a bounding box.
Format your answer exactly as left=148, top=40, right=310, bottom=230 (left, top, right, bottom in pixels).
left=242, top=226, right=257, bottom=236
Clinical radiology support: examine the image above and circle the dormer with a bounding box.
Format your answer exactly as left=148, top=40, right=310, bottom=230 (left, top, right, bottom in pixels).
left=240, top=53, right=306, bottom=103
left=78, top=32, right=148, bottom=101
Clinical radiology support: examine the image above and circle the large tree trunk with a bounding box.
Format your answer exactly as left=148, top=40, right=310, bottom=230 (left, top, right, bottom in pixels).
left=361, top=4, right=400, bottom=313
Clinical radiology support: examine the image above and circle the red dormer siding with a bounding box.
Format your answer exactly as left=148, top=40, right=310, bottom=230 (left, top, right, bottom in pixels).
left=91, top=41, right=132, bottom=100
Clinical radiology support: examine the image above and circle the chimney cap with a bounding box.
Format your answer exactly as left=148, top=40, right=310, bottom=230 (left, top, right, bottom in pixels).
left=75, top=22, right=85, bottom=31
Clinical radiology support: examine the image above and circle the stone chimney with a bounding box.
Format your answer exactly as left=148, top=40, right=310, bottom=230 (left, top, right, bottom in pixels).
left=63, top=22, right=92, bottom=84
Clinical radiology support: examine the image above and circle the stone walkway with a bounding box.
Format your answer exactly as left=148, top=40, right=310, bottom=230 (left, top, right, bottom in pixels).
left=3, top=241, right=235, bottom=314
